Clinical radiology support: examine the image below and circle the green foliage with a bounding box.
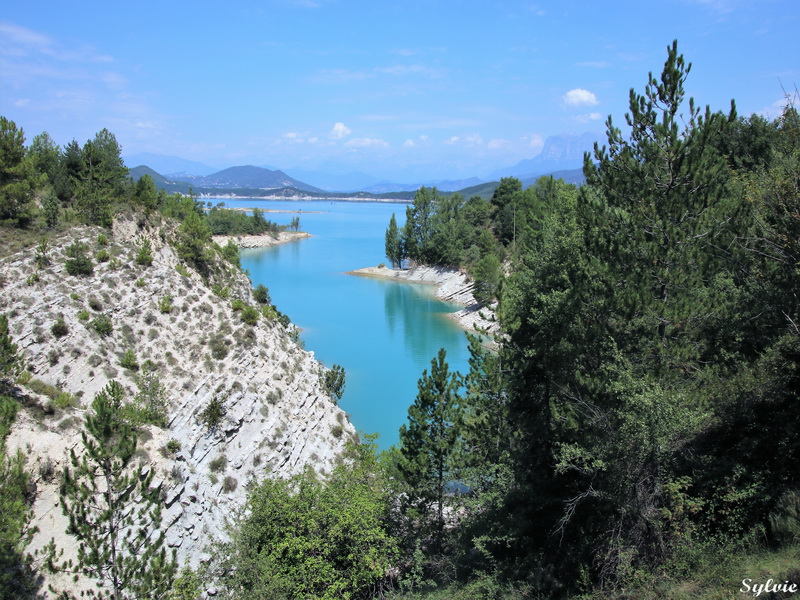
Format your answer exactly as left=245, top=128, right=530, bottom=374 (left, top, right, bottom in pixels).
left=240, top=304, right=260, bottom=326
left=385, top=212, right=403, bottom=268
left=134, top=174, right=159, bottom=211
left=175, top=210, right=211, bottom=275
left=56, top=381, right=177, bottom=597
left=199, top=396, right=225, bottom=431
left=135, top=237, right=154, bottom=267
left=64, top=240, right=94, bottom=276
left=120, top=348, right=139, bottom=371
left=91, top=314, right=113, bottom=337
left=230, top=298, right=245, bottom=312
left=73, top=129, right=127, bottom=227
left=399, top=349, right=461, bottom=547
left=0, top=396, right=39, bottom=599
left=125, top=361, right=168, bottom=428
left=217, top=437, right=398, bottom=600
left=211, top=283, right=231, bottom=299
left=50, top=315, right=69, bottom=339
left=0, top=117, right=39, bottom=227
left=94, top=248, right=109, bottom=263
left=219, top=239, right=240, bottom=268
left=169, top=565, right=201, bottom=600
left=205, top=205, right=280, bottom=236
left=34, top=237, right=50, bottom=268
left=41, top=190, right=60, bottom=228
left=77, top=309, right=90, bottom=321
left=253, top=283, right=271, bottom=305
left=158, top=294, right=174, bottom=314
left=470, top=253, right=501, bottom=305
left=0, top=314, right=19, bottom=379
left=175, top=263, right=191, bottom=277
left=321, top=364, right=346, bottom=402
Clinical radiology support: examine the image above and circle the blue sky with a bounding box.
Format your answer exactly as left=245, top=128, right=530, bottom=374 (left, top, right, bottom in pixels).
left=1, top=0, right=798, bottom=182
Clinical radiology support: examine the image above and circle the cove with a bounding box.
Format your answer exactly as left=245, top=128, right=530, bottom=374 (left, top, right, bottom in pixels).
left=213, top=199, right=473, bottom=449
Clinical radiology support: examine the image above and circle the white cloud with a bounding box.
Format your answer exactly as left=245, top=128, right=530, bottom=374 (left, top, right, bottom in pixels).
left=572, top=112, right=603, bottom=123
left=403, top=139, right=416, bottom=148
left=759, top=94, right=797, bottom=120
left=576, top=61, right=610, bottom=68
left=329, top=122, right=351, bottom=139
left=344, top=137, right=389, bottom=148
left=525, top=134, right=544, bottom=149
left=488, top=138, right=510, bottom=150
left=563, top=88, right=598, bottom=107
left=446, top=134, right=483, bottom=147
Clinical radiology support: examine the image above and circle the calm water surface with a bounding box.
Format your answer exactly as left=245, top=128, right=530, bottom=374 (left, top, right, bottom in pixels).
left=212, top=199, right=472, bottom=448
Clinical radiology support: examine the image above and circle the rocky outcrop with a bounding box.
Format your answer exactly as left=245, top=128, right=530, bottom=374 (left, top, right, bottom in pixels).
left=349, top=265, right=499, bottom=336
left=0, top=215, right=354, bottom=581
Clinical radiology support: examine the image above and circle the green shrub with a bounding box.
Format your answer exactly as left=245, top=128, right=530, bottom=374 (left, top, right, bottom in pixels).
left=135, top=278, right=146, bottom=288
left=253, top=284, right=271, bottom=305
left=34, top=237, right=51, bottom=268
left=64, top=241, right=93, bottom=276
left=95, top=248, right=110, bottom=263
left=209, top=455, right=227, bottom=473
left=16, top=371, right=32, bottom=385
left=212, top=284, right=231, bottom=299
left=25, top=271, right=40, bottom=286
left=120, top=349, right=139, bottom=371
left=208, top=335, right=229, bottom=360
left=200, top=396, right=225, bottom=431
left=231, top=298, right=245, bottom=312
left=219, top=443, right=398, bottom=600
left=166, top=439, right=181, bottom=454
left=51, top=316, right=69, bottom=338
left=54, top=392, right=76, bottom=410
left=158, top=295, right=173, bottom=314
left=241, top=305, right=260, bottom=326
left=135, top=238, right=154, bottom=267
left=77, top=309, right=90, bottom=321
left=261, top=304, right=278, bottom=320
left=96, top=233, right=109, bottom=246
left=175, top=264, right=191, bottom=278
left=92, top=314, right=113, bottom=337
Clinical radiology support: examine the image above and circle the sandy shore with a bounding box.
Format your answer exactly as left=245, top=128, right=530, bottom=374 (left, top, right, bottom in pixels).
left=348, top=265, right=499, bottom=336
left=212, top=230, right=311, bottom=248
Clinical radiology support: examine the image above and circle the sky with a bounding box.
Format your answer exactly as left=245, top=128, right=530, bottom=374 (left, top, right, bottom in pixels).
left=1, top=0, right=798, bottom=183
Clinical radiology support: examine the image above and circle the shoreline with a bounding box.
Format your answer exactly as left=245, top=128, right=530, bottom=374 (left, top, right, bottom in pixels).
left=212, top=230, right=311, bottom=249
left=348, top=265, right=498, bottom=336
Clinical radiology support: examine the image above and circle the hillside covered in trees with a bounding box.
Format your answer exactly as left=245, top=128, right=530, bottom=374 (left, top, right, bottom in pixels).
left=1, top=40, right=799, bottom=599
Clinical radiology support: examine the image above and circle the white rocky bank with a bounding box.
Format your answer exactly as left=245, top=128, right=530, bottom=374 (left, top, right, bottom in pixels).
left=349, top=265, right=500, bottom=336
left=1, top=215, right=355, bottom=582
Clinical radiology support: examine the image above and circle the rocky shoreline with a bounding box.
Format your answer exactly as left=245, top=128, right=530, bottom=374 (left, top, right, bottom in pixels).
left=212, top=230, right=311, bottom=248
left=348, top=265, right=498, bottom=336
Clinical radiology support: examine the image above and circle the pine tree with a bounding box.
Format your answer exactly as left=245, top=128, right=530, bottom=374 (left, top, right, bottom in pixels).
left=399, top=348, right=461, bottom=546
left=0, top=314, right=20, bottom=380
left=58, top=381, right=176, bottom=599
left=583, top=39, right=737, bottom=373
left=384, top=212, right=402, bottom=268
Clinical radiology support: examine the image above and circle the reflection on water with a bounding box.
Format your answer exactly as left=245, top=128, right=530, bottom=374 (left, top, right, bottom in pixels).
left=232, top=199, right=471, bottom=448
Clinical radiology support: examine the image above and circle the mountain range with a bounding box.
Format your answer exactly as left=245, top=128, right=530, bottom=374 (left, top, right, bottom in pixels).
left=123, top=132, right=597, bottom=195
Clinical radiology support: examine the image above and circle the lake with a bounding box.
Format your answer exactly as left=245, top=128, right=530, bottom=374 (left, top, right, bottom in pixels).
left=211, top=199, right=473, bottom=449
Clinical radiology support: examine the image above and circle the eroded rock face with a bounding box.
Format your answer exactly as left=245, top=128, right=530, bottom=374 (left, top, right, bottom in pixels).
left=1, top=215, right=355, bottom=578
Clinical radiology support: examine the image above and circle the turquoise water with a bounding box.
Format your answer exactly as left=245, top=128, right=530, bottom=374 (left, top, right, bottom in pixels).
left=214, top=199, right=472, bottom=449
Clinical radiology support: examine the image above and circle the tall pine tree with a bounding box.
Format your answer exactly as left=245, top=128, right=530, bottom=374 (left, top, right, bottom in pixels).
left=58, top=381, right=176, bottom=599
left=399, top=348, right=461, bottom=547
